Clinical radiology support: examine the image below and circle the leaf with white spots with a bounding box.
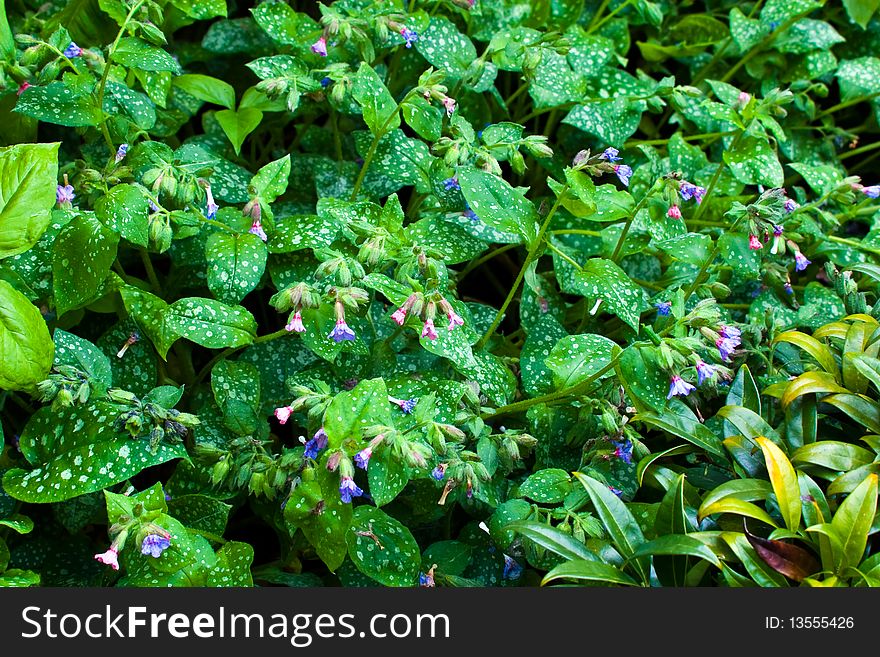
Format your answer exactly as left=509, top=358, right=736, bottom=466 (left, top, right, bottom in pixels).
left=346, top=506, right=420, bottom=587
left=284, top=475, right=352, bottom=572
left=95, top=183, right=150, bottom=247
left=405, top=216, right=488, bottom=264
left=723, top=135, right=784, bottom=187
left=546, top=333, right=617, bottom=389
left=113, top=37, right=183, bottom=74
left=530, top=50, right=585, bottom=109
left=415, top=16, right=477, bottom=79
left=251, top=0, right=318, bottom=46
left=563, top=96, right=645, bottom=146
left=52, top=214, right=119, bottom=316
left=458, top=166, right=539, bottom=241
left=324, top=378, right=393, bottom=450
left=207, top=541, right=254, bottom=587
left=836, top=57, right=880, bottom=103
left=250, top=154, right=291, bottom=204
left=119, top=285, right=180, bottom=360
left=15, top=83, right=101, bottom=127
left=521, top=315, right=568, bottom=397
left=420, top=318, right=477, bottom=370
left=165, top=297, right=257, bottom=351
left=103, top=80, right=157, bottom=131
left=561, top=258, right=644, bottom=331
left=211, top=359, right=261, bottom=414
left=455, top=350, right=517, bottom=406
left=367, top=449, right=410, bottom=507
left=774, top=19, right=844, bottom=54
left=352, top=62, right=400, bottom=137
left=355, top=129, right=435, bottom=196
left=269, top=214, right=341, bottom=253
left=168, top=494, right=232, bottom=537
left=205, top=231, right=267, bottom=304
left=361, top=273, right=412, bottom=307
left=175, top=143, right=251, bottom=204
left=53, top=329, right=112, bottom=389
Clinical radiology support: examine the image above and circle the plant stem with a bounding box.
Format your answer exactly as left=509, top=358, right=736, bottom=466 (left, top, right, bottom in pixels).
left=626, top=131, right=736, bottom=147
left=476, top=185, right=570, bottom=350
left=838, top=140, right=880, bottom=161
left=139, top=248, right=161, bottom=292
left=546, top=242, right=583, bottom=270
left=611, top=183, right=655, bottom=263
left=457, top=243, right=519, bottom=279
left=817, top=92, right=880, bottom=119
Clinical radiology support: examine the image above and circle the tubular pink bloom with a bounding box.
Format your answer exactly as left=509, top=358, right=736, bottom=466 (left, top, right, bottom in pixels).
left=447, top=311, right=464, bottom=330
left=274, top=405, right=294, bottom=424
left=748, top=234, right=763, bottom=250
left=17, top=81, right=30, bottom=96
left=391, top=307, right=407, bottom=325
left=667, top=204, right=682, bottom=219
left=421, top=318, right=438, bottom=340
left=286, top=311, right=305, bottom=333
left=442, top=97, right=456, bottom=117
left=94, top=546, right=119, bottom=570
left=737, top=91, right=751, bottom=106
left=311, top=36, right=328, bottom=56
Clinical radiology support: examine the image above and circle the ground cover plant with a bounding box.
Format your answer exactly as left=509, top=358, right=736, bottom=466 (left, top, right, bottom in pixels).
left=0, top=0, right=879, bottom=588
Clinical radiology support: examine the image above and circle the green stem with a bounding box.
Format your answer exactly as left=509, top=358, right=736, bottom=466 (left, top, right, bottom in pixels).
left=482, top=354, right=623, bottom=420
left=585, top=0, right=612, bottom=32
left=546, top=241, right=583, bottom=270
left=458, top=243, right=520, bottom=279
left=139, top=248, right=161, bottom=292
left=626, top=131, right=736, bottom=147
left=588, top=0, right=634, bottom=34
left=551, top=229, right=603, bottom=237
left=817, top=92, right=880, bottom=119
left=825, top=235, right=880, bottom=258
left=476, top=185, right=570, bottom=350
left=611, top=183, right=655, bottom=263
left=838, top=140, right=880, bottom=161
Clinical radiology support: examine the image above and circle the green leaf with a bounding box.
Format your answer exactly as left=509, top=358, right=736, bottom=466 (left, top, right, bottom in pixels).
left=830, top=474, right=877, bottom=570
left=401, top=95, right=442, bottom=142
left=346, top=506, right=420, bottom=587
left=0, top=280, right=53, bottom=391
left=119, top=285, right=179, bottom=359
left=367, top=449, right=409, bottom=507
left=250, top=154, right=291, bottom=204
left=269, top=214, right=341, bottom=252
left=207, top=541, right=254, bottom=587
left=545, top=333, right=617, bottom=389
left=352, top=62, right=399, bottom=137
left=172, top=74, right=236, bottom=109
left=113, top=37, right=183, bottom=73
left=94, top=183, right=149, bottom=247
left=517, top=468, right=573, bottom=503
left=284, top=475, right=351, bottom=572
left=53, top=329, right=112, bottom=388
left=617, top=344, right=669, bottom=413
left=0, top=142, right=59, bottom=259
left=836, top=57, right=880, bottom=102
left=698, top=497, right=779, bottom=528
left=719, top=233, right=760, bottom=277
left=520, top=314, right=568, bottom=397
left=755, top=436, right=801, bottom=532
left=574, top=472, right=649, bottom=582
left=843, top=0, right=880, bottom=28
left=165, top=297, right=257, bottom=350
left=52, top=214, right=119, bottom=316
left=324, top=378, right=393, bottom=450
left=103, top=81, right=156, bottom=131
left=457, top=166, right=538, bottom=241
left=723, top=135, right=783, bottom=187
left=628, top=535, right=722, bottom=569
left=505, top=520, right=599, bottom=562
left=205, top=231, right=268, bottom=304
left=415, top=17, right=477, bottom=79
left=215, top=108, right=263, bottom=155
left=563, top=96, right=645, bottom=145
left=633, top=399, right=726, bottom=457
left=15, top=83, right=101, bottom=127
left=791, top=441, right=874, bottom=471
left=542, top=559, right=639, bottom=586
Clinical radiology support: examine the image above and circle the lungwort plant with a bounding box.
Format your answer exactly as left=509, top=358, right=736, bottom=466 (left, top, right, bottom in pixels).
left=0, top=0, right=879, bottom=588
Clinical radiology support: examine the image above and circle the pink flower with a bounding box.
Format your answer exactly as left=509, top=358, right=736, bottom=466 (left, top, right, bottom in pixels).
left=442, top=97, right=456, bottom=117
left=667, top=204, right=682, bottom=219
left=94, top=546, right=119, bottom=570
left=274, top=406, right=294, bottom=424
left=421, top=318, right=438, bottom=340
left=391, top=307, right=407, bottom=325
left=311, top=36, right=328, bottom=56
left=447, top=311, right=464, bottom=331
left=286, top=311, right=305, bottom=333
left=748, top=234, right=763, bottom=250
left=249, top=219, right=267, bottom=242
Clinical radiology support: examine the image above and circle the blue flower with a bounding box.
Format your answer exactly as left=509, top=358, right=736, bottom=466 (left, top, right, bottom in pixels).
left=419, top=570, right=435, bottom=587
left=115, top=143, right=128, bottom=163
left=600, top=147, right=621, bottom=162
left=503, top=554, right=523, bottom=580
left=655, top=300, right=672, bottom=316
left=463, top=203, right=478, bottom=221
left=400, top=27, right=419, bottom=48
left=390, top=396, right=417, bottom=413
left=612, top=439, right=633, bottom=464
left=784, top=198, right=799, bottom=212
left=613, top=164, right=632, bottom=187
left=443, top=176, right=460, bottom=191
left=304, top=427, right=328, bottom=459
left=667, top=375, right=695, bottom=399
left=320, top=76, right=332, bottom=88
left=354, top=447, right=372, bottom=470
left=784, top=282, right=793, bottom=295
left=679, top=181, right=706, bottom=204
left=608, top=486, right=623, bottom=498
left=716, top=337, right=738, bottom=361
left=431, top=463, right=447, bottom=481
left=56, top=184, right=75, bottom=206
left=339, top=476, right=364, bottom=503
left=718, top=325, right=741, bottom=342
left=794, top=251, right=811, bottom=272
left=141, top=533, right=171, bottom=558
left=328, top=319, right=356, bottom=342
left=63, top=42, right=82, bottom=58
left=863, top=185, right=880, bottom=198
left=695, top=361, right=717, bottom=385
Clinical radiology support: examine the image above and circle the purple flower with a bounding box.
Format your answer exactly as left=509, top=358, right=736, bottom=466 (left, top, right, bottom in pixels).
left=503, top=554, right=523, bottom=580
left=612, top=439, right=633, bottom=464
left=442, top=97, right=456, bottom=117
left=320, top=76, right=332, bottom=88
left=400, top=27, right=419, bottom=48
left=304, top=427, right=328, bottom=459
left=56, top=183, right=75, bottom=206
left=608, top=486, right=623, bottom=497
left=421, top=318, right=438, bottom=341
left=419, top=570, right=436, bottom=587
left=613, top=164, right=632, bottom=187
left=63, top=42, right=82, bottom=58
left=718, top=324, right=741, bottom=341
left=205, top=185, right=218, bottom=220
left=141, top=533, right=171, bottom=558
left=286, top=310, right=305, bottom=333
left=695, top=360, right=717, bottom=385
left=249, top=219, right=267, bottom=242
left=329, top=319, right=356, bottom=342
left=447, top=310, right=464, bottom=331
left=716, top=337, right=738, bottom=361
left=784, top=198, right=799, bottom=212
left=339, top=476, right=363, bottom=503
left=601, top=147, right=621, bottom=162
left=863, top=185, right=879, bottom=198
left=115, top=143, right=128, bottom=163
left=311, top=36, right=328, bottom=56
left=784, top=282, right=793, bottom=295
left=667, top=375, right=696, bottom=399
left=431, top=463, right=447, bottom=481
left=390, top=397, right=417, bottom=413
left=655, top=301, right=671, bottom=316
left=354, top=447, right=372, bottom=470
left=679, top=181, right=706, bottom=204
left=794, top=251, right=811, bottom=272
left=443, top=176, right=460, bottom=191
